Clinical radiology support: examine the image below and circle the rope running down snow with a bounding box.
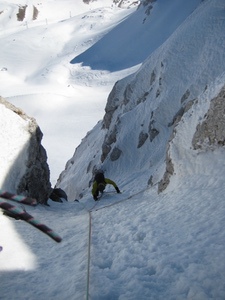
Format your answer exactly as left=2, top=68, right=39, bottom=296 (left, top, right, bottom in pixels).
left=86, top=211, right=92, bottom=300
left=84, top=187, right=150, bottom=300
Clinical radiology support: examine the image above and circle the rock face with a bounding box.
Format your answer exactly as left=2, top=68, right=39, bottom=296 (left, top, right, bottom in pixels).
left=158, top=83, right=225, bottom=193
left=83, top=0, right=140, bottom=8
left=192, top=86, right=225, bottom=150
left=56, top=0, right=225, bottom=201
left=0, top=97, right=51, bottom=204
left=16, top=5, right=39, bottom=22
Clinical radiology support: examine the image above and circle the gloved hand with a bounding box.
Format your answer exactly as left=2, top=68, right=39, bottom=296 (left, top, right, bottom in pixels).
left=115, top=186, right=121, bottom=194
left=93, top=195, right=98, bottom=201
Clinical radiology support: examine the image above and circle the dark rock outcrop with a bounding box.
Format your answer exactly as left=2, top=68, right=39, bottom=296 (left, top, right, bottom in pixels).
left=192, top=85, right=225, bottom=149
left=0, top=97, right=51, bottom=204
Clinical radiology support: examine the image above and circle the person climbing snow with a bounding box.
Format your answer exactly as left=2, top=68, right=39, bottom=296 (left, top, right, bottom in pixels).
left=92, top=171, right=121, bottom=201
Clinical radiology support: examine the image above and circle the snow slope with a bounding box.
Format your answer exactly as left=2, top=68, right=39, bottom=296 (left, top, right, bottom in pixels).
left=71, top=0, right=203, bottom=71
left=1, top=0, right=225, bottom=300
left=0, top=0, right=138, bottom=185
left=58, top=0, right=225, bottom=201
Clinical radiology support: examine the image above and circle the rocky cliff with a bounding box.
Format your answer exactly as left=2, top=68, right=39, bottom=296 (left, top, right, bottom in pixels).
left=56, top=0, right=225, bottom=201
left=0, top=97, right=51, bottom=204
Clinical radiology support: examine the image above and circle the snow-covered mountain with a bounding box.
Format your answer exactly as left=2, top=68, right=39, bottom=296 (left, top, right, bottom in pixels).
left=0, top=0, right=139, bottom=186
left=0, top=0, right=138, bottom=30
left=71, top=0, right=203, bottom=71
left=1, top=0, right=225, bottom=299
left=57, top=0, right=225, bottom=202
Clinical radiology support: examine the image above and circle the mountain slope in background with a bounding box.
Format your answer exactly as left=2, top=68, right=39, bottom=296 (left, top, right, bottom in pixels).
left=0, top=0, right=138, bottom=184
left=71, top=0, right=203, bottom=71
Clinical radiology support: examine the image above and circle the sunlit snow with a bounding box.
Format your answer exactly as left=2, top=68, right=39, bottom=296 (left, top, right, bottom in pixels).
left=0, top=0, right=225, bottom=299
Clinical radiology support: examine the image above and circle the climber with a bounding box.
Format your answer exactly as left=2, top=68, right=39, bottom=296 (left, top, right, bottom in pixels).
left=92, top=171, right=121, bottom=201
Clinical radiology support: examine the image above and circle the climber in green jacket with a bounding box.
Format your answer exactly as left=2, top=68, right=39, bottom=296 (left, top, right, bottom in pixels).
left=92, top=171, right=121, bottom=201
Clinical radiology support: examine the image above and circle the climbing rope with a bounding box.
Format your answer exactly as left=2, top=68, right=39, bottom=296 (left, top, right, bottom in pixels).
left=84, top=189, right=147, bottom=300
left=86, top=211, right=92, bottom=300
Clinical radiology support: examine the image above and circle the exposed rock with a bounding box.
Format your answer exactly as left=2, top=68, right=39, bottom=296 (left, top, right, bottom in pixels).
left=192, top=85, right=225, bottom=149
left=158, top=151, right=174, bottom=193
left=148, top=120, right=159, bottom=142
left=103, top=82, right=121, bottom=129
left=137, top=91, right=149, bottom=104
left=180, top=89, right=190, bottom=104
left=157, top=98, right=196, bottom=192
left=158, top=84, right=225, bottom=193
left=139, top=0, right=156, bottom=23
left=148, top=175, right=153, bottom=186
left=138, top=131, right=148, bottom=148
left=17, top=5, right=27, bottom=21
left=101, top=143, right=112, bottom=162
left=168, top=107, right=185, bottom=127
left=169, top=99, right=195, bottom=127
left=49, top=188, right=68, bottom=203
left=33, top=6, right=39, bottom=20
left=110, top=147, right=122, bottom=161
left=83, top=0, right=140, bottom=8
left=0, top=97, right=51, bottom=204
left=150, top=70, right=156, bottom=85
left=54, top=187, right=68, bottom=200
left=141, top=0, right=156, bottom=6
